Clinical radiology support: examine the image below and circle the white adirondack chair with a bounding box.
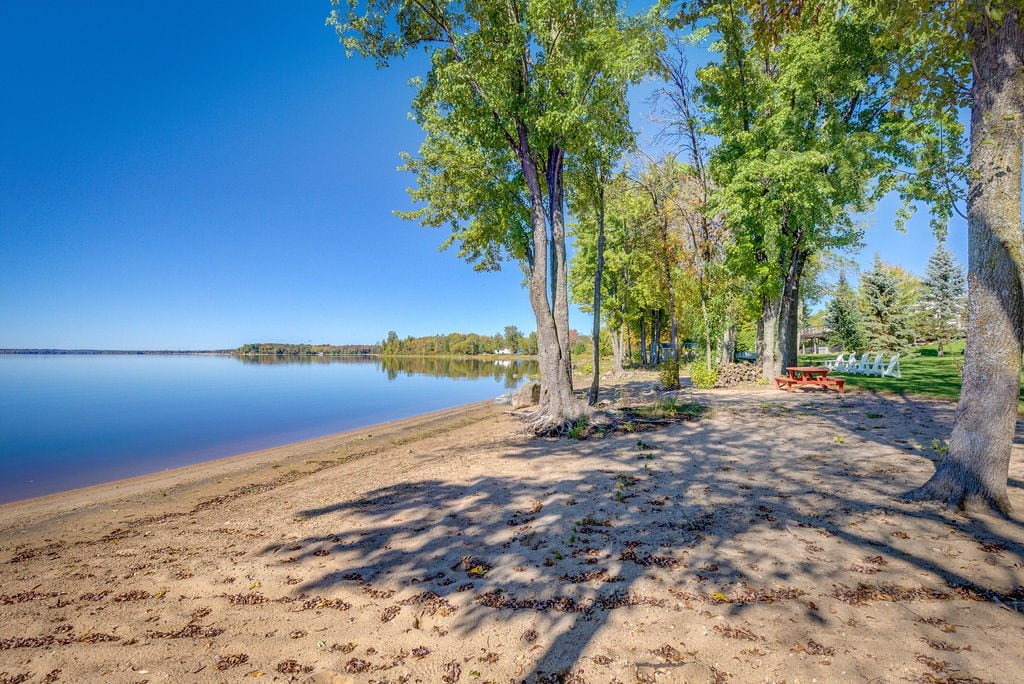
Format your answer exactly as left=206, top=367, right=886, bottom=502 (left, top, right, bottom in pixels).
left=836, top=352, right=858, bottom=373
left=864, top=353, right=885, bottom=377
left=852, top=353, right=874, bottom=375
left=823, top=352, right=845, bottom=370
left=881, top=353, right=901, bottom=378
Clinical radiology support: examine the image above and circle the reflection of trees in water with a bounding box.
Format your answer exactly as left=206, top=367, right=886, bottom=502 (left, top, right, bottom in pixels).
left=380, top=356, right=538, bottom=388
left=233, top=354, right=538, bottom=388
left=234, top=355, right=377, bottom=366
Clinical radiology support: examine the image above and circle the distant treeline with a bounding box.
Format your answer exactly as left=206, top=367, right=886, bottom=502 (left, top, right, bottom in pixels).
left=381, top=327, right=538, bottom=356
left=235, top=343, right=379, bottom=356
left=1, top=349, right=231, bottom=355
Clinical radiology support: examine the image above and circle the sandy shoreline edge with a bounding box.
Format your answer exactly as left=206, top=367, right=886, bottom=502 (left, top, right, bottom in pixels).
left=0, top=399, right=499, bottom=538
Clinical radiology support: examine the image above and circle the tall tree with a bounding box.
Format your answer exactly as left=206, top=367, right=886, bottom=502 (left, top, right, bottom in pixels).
left=858, top=255, right=915, bottom=351
left=746, top=0, right=1020, bottom=514
left=568, top=118, right=636, bottom=404
left=863, top=0, right=1022, bottom=515
left=920, top=236, right=966, bottom=356
left=630, top=153, right=690, bottom=380
left=654, top=43, right=730, bottom=370
left=687, top=1, right=888, bottom=379
left=570, top=173, right=652, bottom=375
left=824, top=272, right=864, bottom=351
left=329, top=0, right=656, bottom=430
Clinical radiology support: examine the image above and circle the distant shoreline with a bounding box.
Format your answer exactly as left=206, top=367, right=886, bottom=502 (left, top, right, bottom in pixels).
left=0, top=349, right=236, bottom=355
left=0, top=349, right=536, bottom=360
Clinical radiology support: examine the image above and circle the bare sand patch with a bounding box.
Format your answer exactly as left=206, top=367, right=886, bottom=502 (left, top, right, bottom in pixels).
left=1, top=379, right=1022, bottom=683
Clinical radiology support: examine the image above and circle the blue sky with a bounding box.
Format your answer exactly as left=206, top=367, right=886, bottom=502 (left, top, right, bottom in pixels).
left=0, top=2, right=965, bottom=349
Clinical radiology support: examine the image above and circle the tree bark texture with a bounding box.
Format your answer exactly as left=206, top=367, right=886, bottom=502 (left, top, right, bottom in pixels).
left=610, top=325, right=625, bottom=375
left=651, top=310, right=663, bottom=365
left=906, top=8, right=1023, bottom=515
left=548, top=149, right=575, bottom=390
left=639, top=315, right=648, bottom=365
left=778, top=249, right=805, bottom=371
left=518, top=130, right=585, bottom=429
left=720, top=322, right=737, bottom=365
left=759, top=296, right=781, bottom=379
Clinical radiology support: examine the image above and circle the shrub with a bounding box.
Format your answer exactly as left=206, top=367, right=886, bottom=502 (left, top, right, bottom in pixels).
left=690, top=364, right=718, bottom=389
left=660, top=360, right=680, bottom=390
left=567, top=418, right=589, bottom=439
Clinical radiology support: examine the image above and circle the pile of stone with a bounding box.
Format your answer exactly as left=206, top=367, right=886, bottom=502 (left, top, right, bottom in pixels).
left=714, top=362, right=761, bottom=387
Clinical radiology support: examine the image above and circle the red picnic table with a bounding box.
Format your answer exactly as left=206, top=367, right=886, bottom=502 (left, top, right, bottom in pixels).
left=775, top=366, right=845, bottom=393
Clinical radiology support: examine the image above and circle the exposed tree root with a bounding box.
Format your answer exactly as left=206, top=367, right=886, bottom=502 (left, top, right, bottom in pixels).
left=903, top=469, right=1013, bottom=518
left=523, top=400, right=708, bottom=439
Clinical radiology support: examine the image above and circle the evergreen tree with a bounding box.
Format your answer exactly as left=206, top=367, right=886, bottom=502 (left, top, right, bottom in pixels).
left=859, top=255, right=914, bottom=351
left=920, top=237, right=966, bottom=356
left=824, top=273, right=864, bottom=351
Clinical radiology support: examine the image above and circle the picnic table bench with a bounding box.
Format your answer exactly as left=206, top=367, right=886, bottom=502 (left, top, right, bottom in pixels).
left=775, top=366, right=845, bottom=393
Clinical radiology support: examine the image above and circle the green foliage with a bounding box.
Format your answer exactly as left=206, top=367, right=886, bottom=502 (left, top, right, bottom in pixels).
left=859, top=255, right=915, bottom=351
left=690, top=363, right=718, bottom=389
left=376, top=328, right=540, bottom=356
left=236, top=342, right=378, bottom=356
left=824, top=273, right=865, bottom=351
left=622, top=397, right=709, bottom=421
left=330, top=0, right=662, bottom=420
left=659, top=359, right=680, bottom=390
left=698, top=6, right=887, bottom=307
left=568, top=418, right=590, bottom=440
left=919, top=237, right=966, bottom=355
left=735, top=321, right=756, bottom=353
left=681, top=0, right=969, bottom=373
left=330, top=0, right=659, bottom=271
left=655, top=396, right=707, bottom=419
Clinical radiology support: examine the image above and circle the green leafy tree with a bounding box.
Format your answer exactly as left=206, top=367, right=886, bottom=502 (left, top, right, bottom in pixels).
left=824, top=273, right=864, bottom=351
left=688, top=2, right=896, bottom=379
left=569, top=172, right=639, bottom=377
left=329, top=0, right=657, bottom=430
left=919, top=237, right=966, bottom=356
left=654, top=42, right=731, bottom=371
left=567, top=112, right=637, bottom=404
left=858, top=255, right=915, bottom=351
left=858, top=0, right=1022, bottom=514
left=684, top=0, right=1017, bottom=514
left=630, top=153, right=689, bottom=376
left=502, top=326, right=523, bottom=354
left=381, top=330, right=401, bottom=356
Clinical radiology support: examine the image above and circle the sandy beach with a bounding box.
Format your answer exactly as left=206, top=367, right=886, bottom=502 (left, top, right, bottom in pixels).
left=1, top=377, right=1022, bottom=683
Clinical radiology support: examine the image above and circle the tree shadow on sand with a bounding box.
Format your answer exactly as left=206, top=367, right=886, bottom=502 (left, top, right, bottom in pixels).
left=258, top=388, right=1024, bottom=681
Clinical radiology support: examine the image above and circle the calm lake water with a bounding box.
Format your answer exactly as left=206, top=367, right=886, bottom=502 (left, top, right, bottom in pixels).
left=0, top=354, right=537, bottom=504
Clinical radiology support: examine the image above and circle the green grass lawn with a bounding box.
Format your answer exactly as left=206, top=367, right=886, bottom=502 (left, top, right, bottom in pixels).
left=800, top=342, right=1024, bottom=411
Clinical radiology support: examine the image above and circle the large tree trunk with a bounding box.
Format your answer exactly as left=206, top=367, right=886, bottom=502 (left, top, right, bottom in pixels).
left=548, top=148, right=575, bottom=390
left=519, top=132, right=585, bottom=431
left=639, top=315, right=648, bottom=365
left=610, top=325, right=625, bottom=375
left=720, top=321, right=736, bottom=365
left=778, top=264, right=802, bottom=370
left=651, top=310, right=663, bottom=365
left=759, top=296, right=781, bottom=378
left=776, top=216, right=806, bottom=370
left=905, top=9, right=1023, bottom=515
